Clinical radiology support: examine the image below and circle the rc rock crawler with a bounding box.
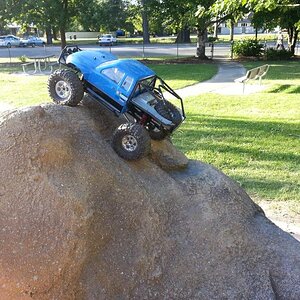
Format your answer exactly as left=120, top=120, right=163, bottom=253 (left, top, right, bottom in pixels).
left=48, top=46, right=185, bottom=160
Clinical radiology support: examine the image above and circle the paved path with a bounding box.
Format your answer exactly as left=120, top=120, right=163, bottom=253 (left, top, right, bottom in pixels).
left=176, top=60, right=267, bottom=97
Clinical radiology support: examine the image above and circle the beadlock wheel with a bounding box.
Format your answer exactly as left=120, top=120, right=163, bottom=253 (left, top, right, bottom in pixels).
left=47, top=69, right=84, bottom=106
left=55, top=80, right=71, bottom=100
left=112, top=123, right=151, bottom=160
left=121, top=135, right=138, bottom=152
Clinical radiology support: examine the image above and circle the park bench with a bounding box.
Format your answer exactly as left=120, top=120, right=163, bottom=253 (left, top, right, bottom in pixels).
left=235, top=64, right=269, bottom=93
left=21, top=62, right=35, bottom=74
left=48, top=62, right=60, bottom=73
left=21, top=57, right=59, bottom=74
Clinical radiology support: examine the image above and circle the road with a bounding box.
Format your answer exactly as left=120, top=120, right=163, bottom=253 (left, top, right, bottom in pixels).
left=1, top=42, right=298, bottom=61
left=0, top=43, right=231, bottom=60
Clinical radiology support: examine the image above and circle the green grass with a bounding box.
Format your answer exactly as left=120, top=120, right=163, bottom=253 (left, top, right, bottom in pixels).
left=173, top=93, right=299, bottom=201
left=172, top=61, right=300, bottom=203
left=150, top=63, right=217, bottom=89
left=0, top=73, right=49, bottom=107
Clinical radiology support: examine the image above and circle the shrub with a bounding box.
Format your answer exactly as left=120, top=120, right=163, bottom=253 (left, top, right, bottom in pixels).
left=18, top=55, right=27, bottom=63
left=232, top=39, right=264, bottom=57
left=207, top=36, right=218, bottom=43
left=264, top=48, right=293, bottom=60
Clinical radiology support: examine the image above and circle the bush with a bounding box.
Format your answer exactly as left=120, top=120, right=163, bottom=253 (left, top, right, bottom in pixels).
left=18, top=55, right=27, bottom=63
left=264, top=48, right=293, bottom=60
left=233, top=39, right=264, bottom=57
left=207, top=36, right=218, bottom=43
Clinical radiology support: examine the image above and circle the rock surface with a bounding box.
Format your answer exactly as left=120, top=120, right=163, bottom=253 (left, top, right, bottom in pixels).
left=0, top=99, right=300, bottom=299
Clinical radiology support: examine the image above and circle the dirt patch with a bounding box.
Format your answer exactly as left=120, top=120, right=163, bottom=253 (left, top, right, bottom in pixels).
left=257, top=200, right=300, bottom=241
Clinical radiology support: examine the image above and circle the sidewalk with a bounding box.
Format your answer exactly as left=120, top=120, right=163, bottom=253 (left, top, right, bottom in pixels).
left=176, top=60, right=267, bottom=97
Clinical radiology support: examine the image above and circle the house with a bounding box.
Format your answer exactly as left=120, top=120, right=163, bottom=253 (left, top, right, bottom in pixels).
left=217, top=14, right=263, bottom=35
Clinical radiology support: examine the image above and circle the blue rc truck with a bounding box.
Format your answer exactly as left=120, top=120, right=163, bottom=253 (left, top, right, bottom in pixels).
left=48, top=46, right=185, bottom=160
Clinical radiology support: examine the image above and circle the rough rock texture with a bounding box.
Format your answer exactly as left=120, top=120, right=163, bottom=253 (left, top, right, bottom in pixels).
left=0, top=98, right=300, bottom=300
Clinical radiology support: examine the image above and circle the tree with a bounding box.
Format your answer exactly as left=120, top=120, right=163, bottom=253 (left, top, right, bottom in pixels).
left=152, top=0, right=247, bottom=58
left=2, top=0, right=89, bottom=48
left=77, top=0, right=131, bottom=33
left=152, top=0, right=195, bottom=43
left=251, top=0, right=300, bottom=55
left=140, top=0, right=150, bottom=43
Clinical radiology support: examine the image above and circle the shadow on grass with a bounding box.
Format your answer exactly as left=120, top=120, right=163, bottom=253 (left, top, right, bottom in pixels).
left=174, top=114, right=300, bottom=164
left=267, top=84, right=300, bottom=94
left=232, top=175, right=300, bottom=199
left=0, top=62, right=21, bottom=73
left=173, top=114, right=300, bottom=200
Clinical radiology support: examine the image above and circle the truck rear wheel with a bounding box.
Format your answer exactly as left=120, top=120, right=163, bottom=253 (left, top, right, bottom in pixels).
left=112, top=123, right=151, bottom=160
left=48, top=69, right=84, bottom=106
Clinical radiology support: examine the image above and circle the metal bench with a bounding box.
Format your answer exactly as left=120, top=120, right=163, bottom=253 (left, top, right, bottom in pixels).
left=21, top=59, right=59, bottom=74
left=48, top=62, right=60, bottom=73
left=235, top=64, right=269, bottom=93
left=256, top=64, right=270, bottom=84
left=21, top=62, right=35, bottom=74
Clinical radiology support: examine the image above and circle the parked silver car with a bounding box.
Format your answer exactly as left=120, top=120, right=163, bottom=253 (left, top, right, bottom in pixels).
left=20, top=36, right=46, bottom=47
left=0, top=35, right=21, bottom=47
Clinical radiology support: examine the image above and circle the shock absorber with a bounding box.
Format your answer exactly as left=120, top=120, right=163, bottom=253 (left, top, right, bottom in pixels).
left=139, top=114, right=148, bottom=126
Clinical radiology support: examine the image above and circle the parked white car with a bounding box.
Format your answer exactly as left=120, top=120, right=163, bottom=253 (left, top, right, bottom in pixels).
left=98, top=34, right=117, bottom=46
left=0, top=35, right=21, bottom=47
left=20, top=36, right=46, bottom=47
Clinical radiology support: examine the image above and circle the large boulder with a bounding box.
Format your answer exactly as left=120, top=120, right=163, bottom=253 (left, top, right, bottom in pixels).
left=0, top=100, right=299, bottom=299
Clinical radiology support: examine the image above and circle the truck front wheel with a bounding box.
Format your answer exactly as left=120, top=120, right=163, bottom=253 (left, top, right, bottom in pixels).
left=48, top=69, right=84, bottom=106
left=112, top=123, right=151, bottom=160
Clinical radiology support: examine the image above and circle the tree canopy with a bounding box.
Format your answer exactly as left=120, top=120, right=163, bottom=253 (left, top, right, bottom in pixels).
left=1, top=0, right=299, bottom=54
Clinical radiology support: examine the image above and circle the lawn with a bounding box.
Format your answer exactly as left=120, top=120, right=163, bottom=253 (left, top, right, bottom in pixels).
left=0, top=59, right=299, bottom=207
left=173, top=93, right=299, bottom=201
left=150, top=63, right=217, bottom=89
left=172, top=60, right=300, bottom=206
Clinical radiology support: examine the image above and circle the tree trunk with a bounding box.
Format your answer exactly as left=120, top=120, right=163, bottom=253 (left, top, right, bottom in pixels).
left=60, top=0, right=68, bottom=49
left=196, top=28, right=208, bottom=59
left=141, top=0, right=150, bottom=44
left=175, top=27, right=191, bottom=43
left=45, top=26, right=53, bottom=45
left=287, top=27, right=299, bottom=55
left=52, top=28, right=58, bottom=40
left=213, top=22, right=218, bottom=39
left=230, top=20, right=234, bottom=42
left=60, top=27, right=67, bottom=49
